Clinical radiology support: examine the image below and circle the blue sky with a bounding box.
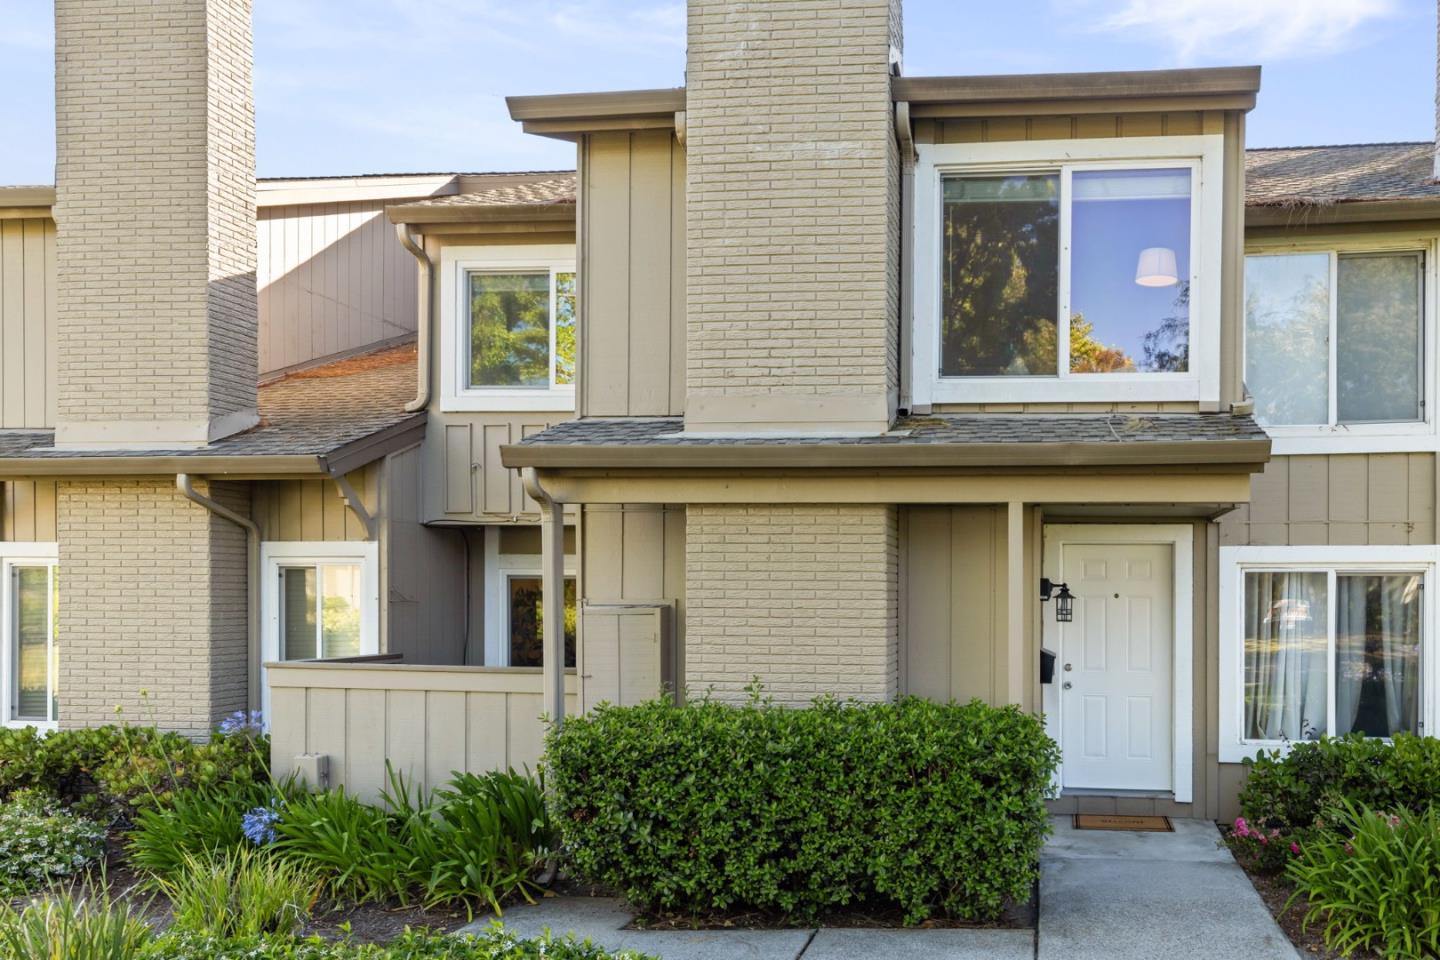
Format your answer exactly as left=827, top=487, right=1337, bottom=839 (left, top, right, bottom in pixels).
left=0, top=0, right=1434, bottom=183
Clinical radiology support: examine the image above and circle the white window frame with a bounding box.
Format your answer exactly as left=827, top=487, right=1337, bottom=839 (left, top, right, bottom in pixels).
left=1218, top=544, right=1440, bottom=764
left=1243, top=236, right=1437, bottom=455
left=259, top=541, right=379, bottom=719
left=0, top=543, right=59, bottom=731
left=439, top=244, right=577, bottom=413
left=911, top=135, right=1224, bottom=407
left=481, top=526, right=576, bottom=667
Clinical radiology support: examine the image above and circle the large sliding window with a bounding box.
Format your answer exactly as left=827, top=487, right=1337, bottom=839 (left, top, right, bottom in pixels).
left=1220, top=546, right=1435, bottom=762
left=1, top=547, right=59, bottom=729
left=1244, top=248, right=1429, bottom=450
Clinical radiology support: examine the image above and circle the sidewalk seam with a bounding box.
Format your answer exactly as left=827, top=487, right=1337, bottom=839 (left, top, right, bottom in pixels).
left=793, top=927, right=819, bottom=958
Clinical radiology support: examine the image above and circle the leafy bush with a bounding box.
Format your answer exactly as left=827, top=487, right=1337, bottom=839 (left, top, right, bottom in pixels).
left=547, top=695, right=1059, bottom=924
left=271, top=787, right=422, bottom=904
left=0, top=883, right=154, bottom=960
left=0, top=715, right=269, bottom=819
left=0, top=789, right=107, bottom=895
left=1285, top=801, right=1440, bottom=959
left=159, top=847, right=321, bottom=939
left=1239, top=733, right=1440, bottom=833
left=127, top=780, right=283, bottom=880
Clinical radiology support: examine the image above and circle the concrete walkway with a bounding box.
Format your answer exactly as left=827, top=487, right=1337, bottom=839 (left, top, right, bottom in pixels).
left=460, top=817, right=1299, bottom=959
left=1039, top=816, right=1300, bottom=960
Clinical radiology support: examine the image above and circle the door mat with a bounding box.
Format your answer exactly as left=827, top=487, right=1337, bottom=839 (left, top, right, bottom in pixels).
left=1073, top=814, right=1173, bottom=832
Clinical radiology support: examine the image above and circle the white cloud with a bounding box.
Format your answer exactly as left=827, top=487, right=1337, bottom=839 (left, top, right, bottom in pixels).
left=1088, top=0, right=1397, bottom=62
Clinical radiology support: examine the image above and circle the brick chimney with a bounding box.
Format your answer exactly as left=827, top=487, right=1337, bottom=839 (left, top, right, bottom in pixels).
left=684, top=0, right=903, bottom=434
left=53, top=0, right=258, bottom=448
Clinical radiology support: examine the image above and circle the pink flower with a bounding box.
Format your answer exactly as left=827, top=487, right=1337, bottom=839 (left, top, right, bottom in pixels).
left=1290, top=842, right=1301, bottom=857
left=1387, top=814, right=1402, bottom=829
left=1234, top=817, right=1251, bottom=838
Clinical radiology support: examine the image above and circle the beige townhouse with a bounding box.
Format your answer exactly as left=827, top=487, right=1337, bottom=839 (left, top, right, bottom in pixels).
left=4, top=0, right=1439, bottom=821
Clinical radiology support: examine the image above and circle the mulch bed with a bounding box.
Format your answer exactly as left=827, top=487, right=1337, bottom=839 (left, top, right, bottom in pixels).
left=1231, top=851, right=1377, bottom=960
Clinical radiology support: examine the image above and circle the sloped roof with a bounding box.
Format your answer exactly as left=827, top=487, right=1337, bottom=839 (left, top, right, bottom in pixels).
left=1246, top=142, right=1440, bottom=207
left=399, top=174, right=576, bottom=209
left=0, top=343, right=422, bottom=473
left=501, top=413, right=1270, bottom=470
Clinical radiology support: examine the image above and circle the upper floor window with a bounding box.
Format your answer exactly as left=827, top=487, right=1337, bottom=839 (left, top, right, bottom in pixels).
left=912, top=136, right=1223, bottom=407
left=1244, top=246, right=1432, bottom=453
left=440, top=245, right=577, bottom=412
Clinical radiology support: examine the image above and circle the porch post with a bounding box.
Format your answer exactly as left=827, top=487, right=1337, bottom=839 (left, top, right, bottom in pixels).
left=1005, top=500, right=1027, bottom=706
left=522, top=468, right=567, bottom=729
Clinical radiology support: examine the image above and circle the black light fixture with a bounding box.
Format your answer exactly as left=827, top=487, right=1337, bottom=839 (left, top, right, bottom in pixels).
left=1040, top=578, right=1075, bottom=623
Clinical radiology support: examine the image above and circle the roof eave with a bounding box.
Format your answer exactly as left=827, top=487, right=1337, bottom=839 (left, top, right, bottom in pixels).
left=1246, top=198, right=1440, bottom=227
left=0, top=454, right=326, bottom=478
left=500, top=438, right=1273, bottom=471
left=385, top=202, right=576, bottom=226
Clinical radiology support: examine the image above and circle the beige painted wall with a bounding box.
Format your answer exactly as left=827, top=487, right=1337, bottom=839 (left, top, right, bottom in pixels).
left=1, top=480, right=58, bottom=541
left=423, top=412, right=570, bottom=523
left=268, top=664, right=576, bottom=801
left=258, top=201, right=417, bottom=375
left=579, top=130, right=686, bottom=417
left=0, top=218, right=56, bottom=429
left=252, top=465, right=377, bottom=543
left=914, top=111, right=1216, bottom=145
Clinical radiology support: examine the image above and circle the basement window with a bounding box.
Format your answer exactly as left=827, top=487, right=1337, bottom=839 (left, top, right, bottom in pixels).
left=2, top=547, right=59, bottom=730
left=440, top=245, right=578, bottom=412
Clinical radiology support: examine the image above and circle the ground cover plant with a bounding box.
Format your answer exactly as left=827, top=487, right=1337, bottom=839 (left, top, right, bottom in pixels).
left=546, top=693, right=1059, bottom=925
left=0, top=788, right=108, bottom=896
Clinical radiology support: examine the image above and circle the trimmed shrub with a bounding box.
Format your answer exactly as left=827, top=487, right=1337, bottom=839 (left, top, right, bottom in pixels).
left=0, top=789, right=107, bottom=895
left=1285, top=801, right=1440, bottom=959
left=546, top=696, right=1059, bottom=924
left=1238, top=734, right=1440, bottom=833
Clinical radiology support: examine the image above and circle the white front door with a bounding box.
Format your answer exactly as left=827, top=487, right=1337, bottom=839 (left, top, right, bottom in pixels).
left=1053, top=540, right=1175, bottom=792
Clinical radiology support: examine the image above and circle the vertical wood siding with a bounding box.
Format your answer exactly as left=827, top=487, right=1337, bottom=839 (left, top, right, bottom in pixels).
left=580, top=130, right=686, bottom=417
left=424, top=412, right=568, bottom=522
left=267, top=664, right=576, bottom=802
left=1220, top=454, right=1437, bottom=546
left=0, top=218, right=56, bottom=428
left=914, top=112, right=1212, bottom=145
left=257, top=201, right=417, bottom=375
left=381, top=445, right=467, bottom=665
left=252, top=465, right=378, bottom=542
left=1, top=480, right=58, bottom=541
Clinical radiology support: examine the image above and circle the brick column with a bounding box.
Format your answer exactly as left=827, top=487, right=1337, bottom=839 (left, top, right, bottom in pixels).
left=685, top=504, right=898, bottom=704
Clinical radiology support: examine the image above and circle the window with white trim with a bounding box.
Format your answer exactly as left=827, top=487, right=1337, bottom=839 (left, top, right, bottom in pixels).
left=1243, top=245, right=1433, bottom=453
left=261, top=542, right=378, bottom=664
left=1219, top=546, right=1438, bottom=763
left=1, top=546, right=59, bottom=729
left=482, top=526, right=576, bottom=668
left=439, top=245, right=577, bottom=412
left=911, top=136, right=1224, bottom=406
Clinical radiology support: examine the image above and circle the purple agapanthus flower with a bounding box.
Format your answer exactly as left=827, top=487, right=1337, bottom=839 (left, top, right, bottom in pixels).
left=218, top=710, right=265, bottom=737
left=242, top=804, right=282, bottom=845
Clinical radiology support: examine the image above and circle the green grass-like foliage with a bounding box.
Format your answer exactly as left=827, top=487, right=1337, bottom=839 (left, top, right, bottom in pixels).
left=547, top=695, right=1059, bottom=924
left=1285, top=801, right=1440, bottom=960
left=1239, top=734, right=1440, bottom=833
left=272, top=787, right=420, bottom=905
left=0, top=883, right=154, bottom=960
left=159, top=847, right=322, bottom=939
left=128, top=780, right=281, bottom=880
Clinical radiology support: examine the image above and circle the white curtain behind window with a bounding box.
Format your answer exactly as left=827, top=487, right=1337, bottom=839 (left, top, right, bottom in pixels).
left=1336, top=574, right=1420, bottom=737
left=1244, top=571, right=1328, bottom=741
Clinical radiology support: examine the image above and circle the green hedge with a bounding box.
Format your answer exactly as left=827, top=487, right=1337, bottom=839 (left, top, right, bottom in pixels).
left=546, top=696, right=1059, bottom=924
left=1238, top=734, right=1440, bottom=832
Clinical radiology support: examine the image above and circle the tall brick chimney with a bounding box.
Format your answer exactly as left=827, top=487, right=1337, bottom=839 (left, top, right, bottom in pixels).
left=53, top=0, right=258, bottom=448
left=684, top=0, right=903, bottom=434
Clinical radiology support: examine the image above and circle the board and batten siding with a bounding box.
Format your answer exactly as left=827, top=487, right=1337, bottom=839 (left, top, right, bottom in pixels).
left=580, top=130, right=686, bottom=417
left=1, top=480, right=58, bottom=541
left=913, top=111, right=1215, bottom=145
left=252, top=465, right=378, bottom=543
left=0, top=218, right=56, bottom=429
left=381, top=444, right=467, bottom=666
left=257, top=201, right=417, bottom=375
left=1219, top=454, right=1437, bottom=546
left=267, top=663, right=576, bottom=802
left=424, top=412, right=571, bottom=523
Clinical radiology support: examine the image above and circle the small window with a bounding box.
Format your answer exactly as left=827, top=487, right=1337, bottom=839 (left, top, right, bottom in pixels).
left=1221, top=546, right=1433, bottom=762
left=1245, top=251, right=1424, bottom=428
left=504, top=575, right=577, bottom=668
left=7, top=562, right=58, bottom=726
left=464, top=267, right=576, bottom=391
left=940, top=165, right=1193, bottom=379
left=277, top=563, right=363, bottom=661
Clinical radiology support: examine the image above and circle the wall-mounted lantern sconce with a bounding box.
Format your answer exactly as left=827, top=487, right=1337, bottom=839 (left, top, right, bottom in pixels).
left=1040, top=578, right=1075, bottom=623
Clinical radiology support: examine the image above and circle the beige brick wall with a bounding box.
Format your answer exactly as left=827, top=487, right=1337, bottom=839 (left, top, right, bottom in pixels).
left=685, top=503, right=898, bottom=703
left=53, top=0, right=258, bottom=448
left=684, top=0, right=902, bottom=433
left=57, top=478, right=250, bottom=737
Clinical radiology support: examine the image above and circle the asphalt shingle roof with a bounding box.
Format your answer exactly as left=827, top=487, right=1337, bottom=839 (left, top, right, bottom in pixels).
left=0, top=344, right=422, bottom=461
left=1245, top=142, right=1440, bottom=206
left=399, top=174, right=575, bottom=210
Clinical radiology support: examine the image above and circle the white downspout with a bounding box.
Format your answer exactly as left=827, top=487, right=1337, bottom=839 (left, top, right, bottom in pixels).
left=520, top=466, right=566, bottom=729
left=177, top=474, right=261, bottom=713
left=395, top=223, right=432, bottom=413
